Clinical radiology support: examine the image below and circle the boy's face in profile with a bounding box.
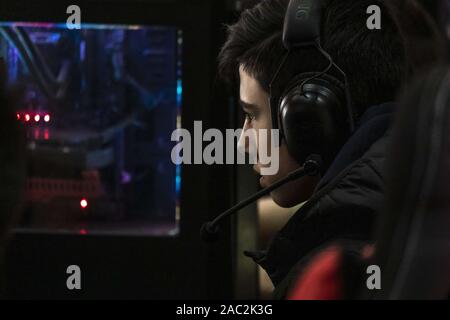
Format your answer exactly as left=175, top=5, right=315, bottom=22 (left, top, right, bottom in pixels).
left=238, top=65, right=319, bottom=208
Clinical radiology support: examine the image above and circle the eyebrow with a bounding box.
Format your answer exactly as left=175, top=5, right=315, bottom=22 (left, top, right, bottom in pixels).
left=238, top=99, right=258, bottom=111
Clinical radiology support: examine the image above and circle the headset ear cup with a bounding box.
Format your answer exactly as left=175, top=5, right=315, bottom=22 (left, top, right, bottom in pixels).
left=279, top=76, right=348, bottom=170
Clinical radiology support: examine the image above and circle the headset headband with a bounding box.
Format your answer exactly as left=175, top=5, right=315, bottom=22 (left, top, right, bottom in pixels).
left=283, top=0, right=323, bottom=48
left=270, top=0, right=355, bottom=134
left=270, top=0, right=326, bottom=132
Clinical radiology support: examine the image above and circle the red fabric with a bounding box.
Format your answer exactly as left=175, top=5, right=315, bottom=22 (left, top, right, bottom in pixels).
left=287, top=246, right=343, bottom=300
left=362, top=244, right=375, bottom=259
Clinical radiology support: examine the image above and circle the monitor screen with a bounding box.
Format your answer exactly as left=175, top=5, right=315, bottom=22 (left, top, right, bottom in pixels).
left=0, top=22, right=182, bottom=236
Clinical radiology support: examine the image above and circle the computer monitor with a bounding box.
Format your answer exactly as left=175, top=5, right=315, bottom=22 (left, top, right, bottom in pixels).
left=1, top=0, right=236, bottom=299
left=0, top=21, right=182, bottom=236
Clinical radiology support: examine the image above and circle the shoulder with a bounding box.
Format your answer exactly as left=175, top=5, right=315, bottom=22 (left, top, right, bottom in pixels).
left=281, top=241, right=374, bottom=300
left=287, top=244, right=344, bottom=300
left=310, top=132, right=390, bottom=216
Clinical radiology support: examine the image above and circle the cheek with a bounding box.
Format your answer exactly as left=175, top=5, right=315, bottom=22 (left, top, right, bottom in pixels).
left=254, top=116, right=273, bottom=153
left=278, top=143, right=301, bottom=172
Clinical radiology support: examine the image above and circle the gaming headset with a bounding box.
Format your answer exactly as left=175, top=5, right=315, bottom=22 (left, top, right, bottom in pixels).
left=271, top=0, right=356, bottom=169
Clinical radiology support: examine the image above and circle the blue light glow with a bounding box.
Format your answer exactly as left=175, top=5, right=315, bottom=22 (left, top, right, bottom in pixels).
left=176, top=167, right=181, bottom=195
left=176, top=79, right=182, bottom=107
left=0, top=21, right=148, bottom=30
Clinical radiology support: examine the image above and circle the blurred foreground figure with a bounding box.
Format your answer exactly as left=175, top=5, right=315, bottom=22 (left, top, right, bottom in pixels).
left=373, top=66, right=450, bottom=299
left=287, top=66, right=450, bottom=300
left=0, top=58, right=26, bottom=292
left=388, top=0, right=447, bottom=73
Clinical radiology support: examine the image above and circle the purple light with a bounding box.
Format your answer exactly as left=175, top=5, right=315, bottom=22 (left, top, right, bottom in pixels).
left=121, top=171, right=132, bottom=184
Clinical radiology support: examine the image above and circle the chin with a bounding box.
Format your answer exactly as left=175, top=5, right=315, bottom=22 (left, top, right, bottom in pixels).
left=268, top=176, right=319, bottom=208
left=270, top=190, right=302, bottom=208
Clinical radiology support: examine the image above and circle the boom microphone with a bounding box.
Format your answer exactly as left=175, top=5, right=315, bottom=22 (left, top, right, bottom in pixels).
left=200, top=154, right=322, bottom=242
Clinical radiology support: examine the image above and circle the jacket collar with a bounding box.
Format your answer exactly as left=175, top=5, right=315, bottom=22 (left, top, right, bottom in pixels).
left=316, top=102, right=395, bottom=190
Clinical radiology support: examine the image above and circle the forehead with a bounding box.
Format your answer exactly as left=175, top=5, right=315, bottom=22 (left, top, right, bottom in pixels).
left=239, top=65, right=269, bottom=106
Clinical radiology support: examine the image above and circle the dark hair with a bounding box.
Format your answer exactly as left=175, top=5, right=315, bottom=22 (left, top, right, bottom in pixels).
left=387, top=0, right=446, bottom=73
left=218, top=0, right=408, bottom=117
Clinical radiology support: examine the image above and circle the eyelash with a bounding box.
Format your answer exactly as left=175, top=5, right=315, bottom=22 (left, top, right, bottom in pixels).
left=244, top=112, right=255, bottom=122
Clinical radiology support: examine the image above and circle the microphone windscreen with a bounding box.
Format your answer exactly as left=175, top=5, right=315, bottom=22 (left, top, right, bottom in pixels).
left=200, top=222, right=220, bottom=242
left=304, top=154, right=323, bottom=175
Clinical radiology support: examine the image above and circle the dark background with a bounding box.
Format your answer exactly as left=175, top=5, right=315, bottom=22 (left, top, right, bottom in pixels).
left=1, top=0, right=448, bottom=300
left=0, top=0, right=245, bottom=299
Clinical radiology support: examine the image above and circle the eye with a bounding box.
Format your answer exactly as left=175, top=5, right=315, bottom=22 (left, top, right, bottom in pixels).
left=244, top=112, right=256, bottom=122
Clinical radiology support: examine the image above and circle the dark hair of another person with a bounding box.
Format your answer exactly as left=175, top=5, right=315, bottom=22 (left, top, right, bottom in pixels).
left=387, top=0, right=447, bottom=73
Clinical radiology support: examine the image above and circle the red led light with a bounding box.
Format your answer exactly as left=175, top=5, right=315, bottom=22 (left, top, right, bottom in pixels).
left=44, top=114, right=50, bottom=122
left=25, top=114, right=30, bottom=122
left=16, top=113, right=20, bottom=120
left=79, top=229, right=88, bottom=235
left=80, top=198, right=88, bottom=209
left=34, top=114, right=40, bottom=122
